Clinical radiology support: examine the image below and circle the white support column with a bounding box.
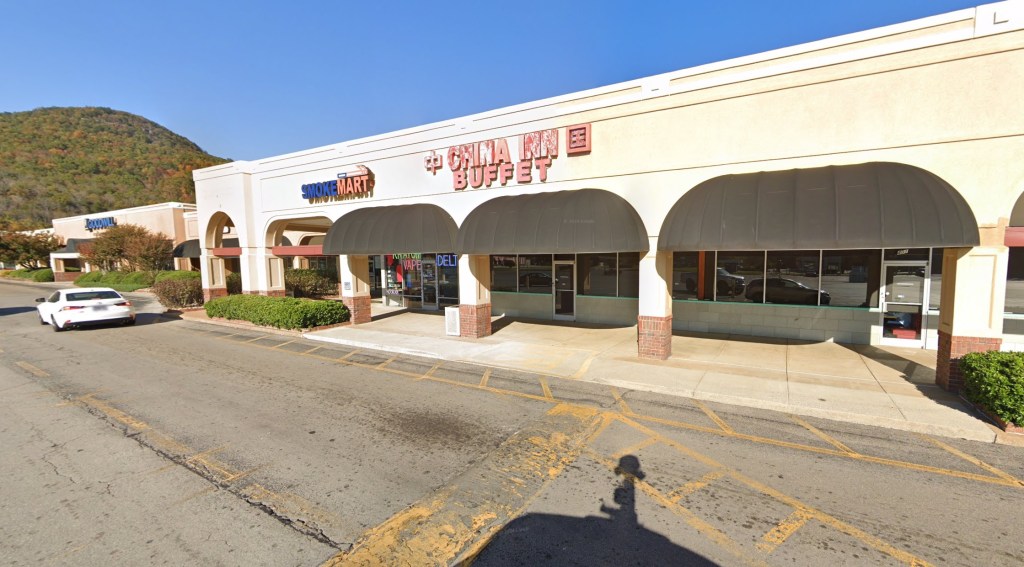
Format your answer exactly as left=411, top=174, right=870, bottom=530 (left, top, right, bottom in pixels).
left=936, top=246, right=1007, bottom=391
left=339, top=254, right=372, bottom=324
left=637, top=237, right=673, bottom=359
left=458, top=254, right=492, bottom=338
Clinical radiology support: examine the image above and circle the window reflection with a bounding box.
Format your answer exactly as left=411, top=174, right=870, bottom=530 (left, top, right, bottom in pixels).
left=491, top=255, right=517, bottom=292
left=577, top=253, right=617, bottom=296
left=715, top=252, right=762, bottom=303
left=1006, top=247, right=1024, bottom=315
left=618, top=253, right=640, bottom=298
left=821, top=250, right=881, bottom=308
left=518, top=255, right=553, bottom=294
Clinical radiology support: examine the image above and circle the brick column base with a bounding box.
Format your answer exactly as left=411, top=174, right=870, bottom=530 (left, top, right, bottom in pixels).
left=203, top=287, right=228, bottom=302
left=638, top=315, right=672, bottom=360
left=460, top=303, right=492, bottom=338
left=53, top=271, right=79, bottom=282
left=342, top=295, right=372, bottom=324
left=265, top=289, right=287, bottom=297
left=936, top=330, right=1002, bottom=393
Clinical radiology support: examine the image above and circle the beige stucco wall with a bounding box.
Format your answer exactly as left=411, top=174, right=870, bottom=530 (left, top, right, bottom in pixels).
left=193, top=2, right=1024, bottom=344
left=52, top=202, right=196, bottom=244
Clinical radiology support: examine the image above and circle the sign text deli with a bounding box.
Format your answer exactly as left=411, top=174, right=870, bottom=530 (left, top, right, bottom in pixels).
left=424, top=124, right=591, bottom=191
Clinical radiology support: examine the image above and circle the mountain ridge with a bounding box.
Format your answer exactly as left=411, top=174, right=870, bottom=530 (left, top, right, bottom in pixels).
left=0, top=106, right=229, bottom=228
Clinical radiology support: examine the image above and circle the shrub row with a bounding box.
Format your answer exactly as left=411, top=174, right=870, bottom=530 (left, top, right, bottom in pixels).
left=4, top=268, right=55, bottom=282
left=285, top=269, right=338, bottom=298
left=961, top=351, right=1024, bottom=426
left=204, top=295, right=349, bottom=330
left=74, top=270, right=201, bottom=292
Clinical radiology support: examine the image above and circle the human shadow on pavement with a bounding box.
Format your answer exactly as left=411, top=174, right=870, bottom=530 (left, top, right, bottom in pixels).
left=467, top=455, right=717, bottom=566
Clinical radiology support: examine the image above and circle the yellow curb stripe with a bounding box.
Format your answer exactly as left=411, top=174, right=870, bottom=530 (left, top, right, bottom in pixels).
left=16, top=360, right=49, bottom=378
left=667, top=469, right=728, bottom=503
left=570, top=353, right=597, bottom=379
left=757, top=508, right=813, bottom=553
left=77, top=394, right=150, bottom=431
left=695, top=400, right=734, bottom=433
left=479, top=368, right=491, bottom=388
left=790, top=415, right=859, bottom=455
left=916, top=434, right=1022, bottom=485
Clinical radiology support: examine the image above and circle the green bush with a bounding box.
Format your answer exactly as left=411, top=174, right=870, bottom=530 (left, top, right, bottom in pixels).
left=285, top=269, right=338, bottom=298
left=6, top=269, right=35, bottom=279
left=961, top=351, right=1024, bottom=426
left=204, top=295, right=349, bottom=329
left=152, top=277, right=204, bottom=308
left=155, top=270, right=201, bottom=283
left=29, top=268, right=54, bottom=282
left=226, top=272, right=242, bottom=294
left=74, top=271, right=104, bottom=285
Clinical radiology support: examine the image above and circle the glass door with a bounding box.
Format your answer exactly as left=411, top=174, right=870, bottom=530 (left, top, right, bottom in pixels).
left=553, top=262, right=575, bottom=321
left=881, top=263, right=927, bottom=345
left=421, top=256, right=438, bottom=310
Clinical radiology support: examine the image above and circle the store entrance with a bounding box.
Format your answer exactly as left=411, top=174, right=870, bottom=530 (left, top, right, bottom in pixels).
left=880, top=262, right=928, bottom=346
left=382, top=253, right=459, bottom=310
left=553, top=261, right=575, bottom=321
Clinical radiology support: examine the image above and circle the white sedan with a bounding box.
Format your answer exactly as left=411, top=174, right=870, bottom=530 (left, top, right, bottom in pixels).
left=35, top=287, right=136, bottom=332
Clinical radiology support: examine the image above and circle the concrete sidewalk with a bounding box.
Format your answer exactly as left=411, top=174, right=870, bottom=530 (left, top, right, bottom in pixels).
left=295, top=307, right=1003, bottom=443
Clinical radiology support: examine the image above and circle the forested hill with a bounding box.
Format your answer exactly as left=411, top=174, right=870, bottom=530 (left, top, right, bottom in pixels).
left=0, top=107, right=229, bottom=228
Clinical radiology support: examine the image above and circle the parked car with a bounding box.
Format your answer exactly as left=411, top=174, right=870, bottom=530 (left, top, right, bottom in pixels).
left=35, top=287, right=136, bottom=332
left=744, top=278, right=831, bottom=305
left=676, top=268, right=745, bottom=296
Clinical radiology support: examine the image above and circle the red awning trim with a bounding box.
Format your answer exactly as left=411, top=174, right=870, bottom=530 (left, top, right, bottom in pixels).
left=271, top=245, right=324, bottom=256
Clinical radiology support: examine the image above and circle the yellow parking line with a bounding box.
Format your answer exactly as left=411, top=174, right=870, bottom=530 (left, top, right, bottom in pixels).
left=16, top=361, right=49, bottom=378
left=539, top=377, right=554, bottom=400
left=610, top=387, right=634, bottom=415
left=479, top=368, right=491, bottom=388
left=612, top=437, right=659, bottom=460
left=615, top=414, right=935, bottom=567
left=695, top=400, right=734, bottom=433
left=757, top=508, right=813, bottom=553
left=917, top=434, right=1022, bottom=485
left=667, top=469, right=728, bottom=503
left=790, top=415, right=859, bottom=455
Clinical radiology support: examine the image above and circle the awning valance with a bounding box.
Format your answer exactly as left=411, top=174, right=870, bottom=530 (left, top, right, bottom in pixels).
left=53, top=238, right=94, bottom=254
left=322, top=204, right=457, bottom=255
left=456, top=189, right=649, bottom=254
left=658, top=162, right=979, bottom=251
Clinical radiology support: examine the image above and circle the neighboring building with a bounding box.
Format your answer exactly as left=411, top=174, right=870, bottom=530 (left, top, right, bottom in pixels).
left=50, top=202, right=197, bottom=281
left=192, top=1, right=1024, bottom=393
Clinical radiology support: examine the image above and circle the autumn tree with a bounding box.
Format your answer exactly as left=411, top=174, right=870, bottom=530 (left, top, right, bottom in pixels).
left=0, top=230, right=63, bottom=269
left=81, top=224, right=172, bottom=273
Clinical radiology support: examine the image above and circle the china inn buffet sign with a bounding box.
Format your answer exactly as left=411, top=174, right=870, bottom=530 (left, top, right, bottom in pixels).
left=424, top=124, right=591, bottom=190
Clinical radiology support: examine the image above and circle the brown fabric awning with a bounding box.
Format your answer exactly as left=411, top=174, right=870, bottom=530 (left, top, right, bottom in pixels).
left=456, top=189, right=649, bottom=254
left=322, top=204, right=457, bottom=255
left=658, top=162, right=980, bottom=251
left=172, top=238, right=242, bottom=258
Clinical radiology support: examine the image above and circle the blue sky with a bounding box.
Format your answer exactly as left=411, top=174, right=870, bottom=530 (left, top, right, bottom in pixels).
left=0, top=0, right=983, bottom=161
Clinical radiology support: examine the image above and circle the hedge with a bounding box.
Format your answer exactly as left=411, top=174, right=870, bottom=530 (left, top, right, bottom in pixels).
left=155, top=270, right=201, bottom=283
left=4, top=268, right=55, bottom=282
left=73, top=270, right=151, bottom=291
left=204, top=295, right=349, bottom=329
left=227, top=272, right=242, bottom=294
left=961, top=351, right=1024, bottom=426
left=152, top=277, right=204, bottom=308
left=285, top=269, right=338, bottom=298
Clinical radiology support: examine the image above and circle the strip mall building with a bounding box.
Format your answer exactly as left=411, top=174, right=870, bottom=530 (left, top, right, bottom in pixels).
left=193, top=2, right=1024, bottom=393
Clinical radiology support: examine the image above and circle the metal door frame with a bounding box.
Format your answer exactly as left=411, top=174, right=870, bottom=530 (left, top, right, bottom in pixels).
left=879, top=260, right=930, bottom=347
left=553, top=260, right=576, bottom=321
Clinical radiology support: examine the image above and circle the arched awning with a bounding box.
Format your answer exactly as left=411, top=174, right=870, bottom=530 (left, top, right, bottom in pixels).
left=457, top=189, right=649, bottom=254
left=658, top=162, right=980, bottom=251
left=322, top=204, right=457, bottom=255
left=172, top=238, right=244, bottom=258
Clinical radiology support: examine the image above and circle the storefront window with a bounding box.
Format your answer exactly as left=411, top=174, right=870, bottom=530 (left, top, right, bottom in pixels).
left=671, top=252, right=699, bottom=300
left=618, top=252, right=640, bottom=298
left=436, top=253, right=459, bottom=306
left=1006, top=247, right=1024, bottom=315
left=384, top=254, right=423, bottom=300
left=518, top=255, right=552, bottom=294
left=577, top=253, right=617, bottom=297
left=715, top=251, right=764, bottom=303
left=491, top=256, right=517, bottom=292
left=759, top=251, right=823, bottom=306
left=821, top=249, right=881, bottom=308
